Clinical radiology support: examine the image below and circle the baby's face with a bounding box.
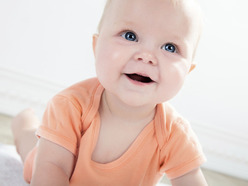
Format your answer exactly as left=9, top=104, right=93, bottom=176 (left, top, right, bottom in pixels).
left=93, top=0, right=202, bottom=107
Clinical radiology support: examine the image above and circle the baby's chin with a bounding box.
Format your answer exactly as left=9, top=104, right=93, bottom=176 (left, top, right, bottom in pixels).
left=103, top=87, right=173, bottom=108
left=116, top=92, right=160, bottom=108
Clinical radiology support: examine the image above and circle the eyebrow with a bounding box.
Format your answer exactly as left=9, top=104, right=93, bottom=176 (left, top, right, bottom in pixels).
left=113, top=20, right=136, bottom=29
left=122, top=20, right=136, bottom=26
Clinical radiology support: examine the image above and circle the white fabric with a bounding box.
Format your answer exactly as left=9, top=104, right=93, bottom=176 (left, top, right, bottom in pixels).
left=157, top=183, right=171, bottom=186
left=0, top=144, right=28, bottom=186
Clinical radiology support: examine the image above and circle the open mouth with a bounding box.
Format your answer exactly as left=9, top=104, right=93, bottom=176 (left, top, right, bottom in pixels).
left=125, top=73, right=154, bottom=83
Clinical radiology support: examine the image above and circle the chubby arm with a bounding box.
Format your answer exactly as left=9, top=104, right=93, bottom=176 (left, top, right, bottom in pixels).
left=171, top=168, right=208, bottom=186
left=30, top=138, right=75, bottom=186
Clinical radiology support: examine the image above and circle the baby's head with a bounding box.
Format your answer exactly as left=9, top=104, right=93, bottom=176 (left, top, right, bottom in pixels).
left=93, top=0, right=203, bottom=107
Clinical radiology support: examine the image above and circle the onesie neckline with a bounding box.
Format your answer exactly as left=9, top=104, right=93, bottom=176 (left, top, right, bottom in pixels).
left=90, top=113, right=155, bottom=169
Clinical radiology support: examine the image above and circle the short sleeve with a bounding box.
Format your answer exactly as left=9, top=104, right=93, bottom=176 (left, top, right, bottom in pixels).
left=36, top=95, right=83, bottom=155
left=160, top=118, right=206, bottom=179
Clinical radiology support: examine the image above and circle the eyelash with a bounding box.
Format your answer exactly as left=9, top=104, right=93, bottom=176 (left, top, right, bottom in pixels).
left=161, top=43, right=178, bottom=53
left=120, top=31, right=178, bottom=53
left=121, top=31, right=138, bottom=42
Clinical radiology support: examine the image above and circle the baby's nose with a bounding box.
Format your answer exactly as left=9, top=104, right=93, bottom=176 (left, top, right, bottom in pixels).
left=134, top=52, right=157, bottom=65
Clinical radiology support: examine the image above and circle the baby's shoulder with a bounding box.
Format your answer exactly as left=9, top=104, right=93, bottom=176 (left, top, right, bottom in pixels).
left=53, top=77, right=102, bottom=109
left=46, top=78, right=103, bottom=132
left=159, top=103, right=192, bottom=142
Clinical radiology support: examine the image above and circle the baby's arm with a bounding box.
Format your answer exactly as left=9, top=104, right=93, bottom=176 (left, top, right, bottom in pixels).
left=170, top=168, right=208, bottom=186
left=30, top=138, right=75, bottom=186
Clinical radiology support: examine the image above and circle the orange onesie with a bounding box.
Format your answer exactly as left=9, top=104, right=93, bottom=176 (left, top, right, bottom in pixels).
left=24, top=78, right=206, bottom=185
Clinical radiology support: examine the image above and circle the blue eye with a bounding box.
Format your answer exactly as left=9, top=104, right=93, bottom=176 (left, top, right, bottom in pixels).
left=122, top=31, right=137, bottom=42
left=162, top=43, right=177, bottom=53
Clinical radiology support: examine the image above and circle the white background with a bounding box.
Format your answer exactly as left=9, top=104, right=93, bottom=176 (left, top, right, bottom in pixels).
left=0, top=0, right=248, bottom=179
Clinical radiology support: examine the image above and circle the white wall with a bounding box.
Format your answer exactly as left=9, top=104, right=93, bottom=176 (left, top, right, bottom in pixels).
left=0, top=0, right=104, bottom=86
left=0, top=0, right=247, bottom=180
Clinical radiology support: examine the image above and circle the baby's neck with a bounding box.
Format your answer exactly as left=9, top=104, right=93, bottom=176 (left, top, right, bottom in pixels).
left=100, top=91, right=156, bottom=126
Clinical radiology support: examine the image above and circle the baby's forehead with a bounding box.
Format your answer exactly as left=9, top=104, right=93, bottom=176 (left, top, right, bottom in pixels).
left=101, top=0, right=202, bottom=23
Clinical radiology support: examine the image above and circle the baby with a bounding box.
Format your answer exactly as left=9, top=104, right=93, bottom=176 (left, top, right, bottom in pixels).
left=12, top=0, right=208, bottom=185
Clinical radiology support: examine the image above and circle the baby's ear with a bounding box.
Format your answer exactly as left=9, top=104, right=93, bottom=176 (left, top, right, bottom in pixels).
left=188, top=63, right=196, bottom=73
left=92, top=34, right=99, bottom=57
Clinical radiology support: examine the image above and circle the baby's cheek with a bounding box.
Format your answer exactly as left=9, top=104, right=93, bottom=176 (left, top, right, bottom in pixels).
left=95, top=45, right=123, bottom=85
left=110, top=49, right=123, bottom=61
left=171, top=72, right=186, bottom=91
left=160, top=65, right=188, bottom=101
